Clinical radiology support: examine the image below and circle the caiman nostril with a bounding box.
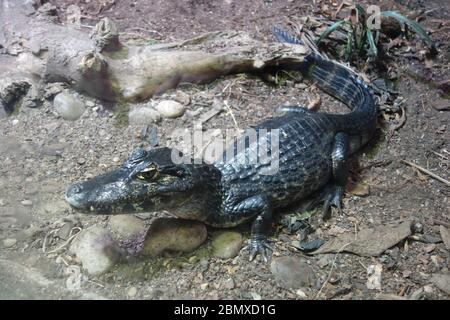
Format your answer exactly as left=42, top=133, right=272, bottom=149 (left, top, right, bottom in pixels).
left=70, top=184, right=83, bottom=194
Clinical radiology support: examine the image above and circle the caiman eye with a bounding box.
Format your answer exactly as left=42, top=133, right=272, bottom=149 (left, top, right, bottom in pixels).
left=137, top=164, right=158, bottom=180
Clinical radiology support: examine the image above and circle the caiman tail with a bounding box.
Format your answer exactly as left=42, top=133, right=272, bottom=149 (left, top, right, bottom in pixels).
left=272, top=27, right=378, bottom=152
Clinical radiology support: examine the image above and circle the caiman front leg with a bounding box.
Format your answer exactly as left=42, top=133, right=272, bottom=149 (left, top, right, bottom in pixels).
left=227, top=194, right=274, bottom=262
left=322, top=132, right=349, bottom=219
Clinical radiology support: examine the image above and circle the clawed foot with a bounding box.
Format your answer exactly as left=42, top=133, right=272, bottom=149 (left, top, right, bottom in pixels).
left=322, top=185, right=344, bottom=220
left=248, top=236, right=273, bottom=262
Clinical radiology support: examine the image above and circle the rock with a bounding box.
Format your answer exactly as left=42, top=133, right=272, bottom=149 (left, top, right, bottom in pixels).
left=108, top=215, right=147, bottom=240
left=77, top=157, right=86, bottom=165
left=70, top=225, right=122, bottom=275
left=409, top=288, right=424, bottom=300
left=412, top=222, right=424, bottom=234
left=430, top=274, right=450, bottom=295
left=155, top=100, right=185, bottom=118
left=174, top=91, right=191, bottom=106
left=55, top=222, right=74, bottom=240
left=270, top=256, right=317, bottom=289
left=2, top=238, right=17, bottom=248
left=211, top=231, right=243, bottom=259
left=128, top=106, right=161, bottom=125
left=127, top=287, right=138, bottom=298
left=317, top=255, right=331, bottom=269
left=366, top=264, right=383, bottom=290
left=424, top=243, right=436, bottom=253
left=85, top=100, right=95, bottom=108
left=439, top=226, right=450, bottom=250
left=0, top=79, right=31, bottom=114
left=22, top=86, right=41, bottom=109
left=223, top=278, right=235, bottom=290
left=21, top=199, right=33, bottom=206
left=296, top=289, right=308, bottom=299
left=312, top=219, right=412, bottom=257
left=53, top=92, right=85, bottom=121
left=250, top=292, right=262, bottom=300
left=141, top=218, right=207, bottom=257
left=44, top=83, right=65, bottom=99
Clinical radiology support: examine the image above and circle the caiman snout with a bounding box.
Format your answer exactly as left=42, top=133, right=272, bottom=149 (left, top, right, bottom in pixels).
left=65, top=183, right=86, bottom=209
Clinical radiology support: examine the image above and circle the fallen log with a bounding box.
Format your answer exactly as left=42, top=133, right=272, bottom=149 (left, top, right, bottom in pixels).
left=0, top=1, right=310, bottom=111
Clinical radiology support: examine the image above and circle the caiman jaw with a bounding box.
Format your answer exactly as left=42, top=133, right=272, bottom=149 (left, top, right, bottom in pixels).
left=65, top=147, right=188, bottom=214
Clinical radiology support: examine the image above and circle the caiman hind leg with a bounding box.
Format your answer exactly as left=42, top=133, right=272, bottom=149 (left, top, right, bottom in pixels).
left=225, top=193, right=274, bottom=262
left=322, top=132, right=349, bottom=219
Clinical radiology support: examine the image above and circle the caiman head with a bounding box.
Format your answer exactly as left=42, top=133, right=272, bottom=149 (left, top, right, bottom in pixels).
left=65, top=147, right=211, bottom=214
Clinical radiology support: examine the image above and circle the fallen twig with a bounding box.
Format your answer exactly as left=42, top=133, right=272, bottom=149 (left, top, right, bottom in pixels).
left=391, top=106, right=407, bottom=131
left=401, top=160, right=450, bottom=187
left=431, top=218, right=450, bottom=229
left=46, top=227, right=82, bottom=254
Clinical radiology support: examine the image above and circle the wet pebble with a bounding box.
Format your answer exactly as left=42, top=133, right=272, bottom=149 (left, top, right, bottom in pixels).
left=128, top=106, right=161, bottom=125
left=155, top=100, right=185, bottom=118
left=53, top=92, right=86, bottom=121
left=142, top=218, right=207, bottom=257
left=223, top=278, right=235, bottom=290
left=21, top=199, right=33, bottom=206
left=127, top=287, right=138, bottom=298
left=3, top=238, right=17, bottom=248
left=174, top=91, right=191, bottom=106
left=211, top=231, right=243, bottom=259
left=270, top=256, right=317, bottom=289
left=70, top=225, right=123, bottom=275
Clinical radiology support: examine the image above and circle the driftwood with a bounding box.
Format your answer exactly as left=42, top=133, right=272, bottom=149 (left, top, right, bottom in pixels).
left=0, top=0, right=310, bottom=113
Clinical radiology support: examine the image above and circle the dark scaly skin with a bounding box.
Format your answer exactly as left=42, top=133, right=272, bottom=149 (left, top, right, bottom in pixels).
left=65, top=30, right=377, bottom=261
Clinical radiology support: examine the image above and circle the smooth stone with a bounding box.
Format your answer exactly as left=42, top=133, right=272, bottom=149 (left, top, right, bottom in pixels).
left=70, top=225, right=122, bottom=275
left=142, top=218, right=207, bottom=257
left=127, top=286, right=138, bottom=298
left=21, top=199, right=33, bottom=206
left=211, top=231, right=243, bottom=259
left=174, top=91, right=191, bottom=106
left=155, top=100, right=185, bottom=118
left=108, top=215, right=147, bottom=240
left=53, top=92, right=85, bottom=121
left=128, top=106, right=161, bottom=125
left=270, top=256, right=317, bottom=289
left=3, top=238, right=17, bottom=248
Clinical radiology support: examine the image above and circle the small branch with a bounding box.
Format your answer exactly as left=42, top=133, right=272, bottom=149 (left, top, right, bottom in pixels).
left=401, top=160, right=450, bottom=187
left=432, top=218, right=450, bottom=229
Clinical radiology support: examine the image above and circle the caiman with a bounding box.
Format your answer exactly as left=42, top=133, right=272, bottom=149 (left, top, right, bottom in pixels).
left=65, top=29, right=377, bottom=261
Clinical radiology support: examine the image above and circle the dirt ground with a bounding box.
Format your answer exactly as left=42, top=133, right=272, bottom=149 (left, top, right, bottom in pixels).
left=0, top=0, right=449, bottom=300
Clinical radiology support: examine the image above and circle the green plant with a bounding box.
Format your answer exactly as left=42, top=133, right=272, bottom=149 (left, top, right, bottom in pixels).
left=317, top=5, right=435, bottom=61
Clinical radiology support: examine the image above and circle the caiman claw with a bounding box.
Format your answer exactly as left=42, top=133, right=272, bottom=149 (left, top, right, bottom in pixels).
left=248, top=236, right=273, bottom=262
